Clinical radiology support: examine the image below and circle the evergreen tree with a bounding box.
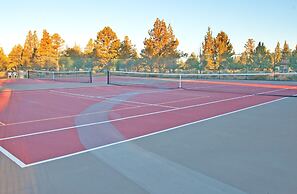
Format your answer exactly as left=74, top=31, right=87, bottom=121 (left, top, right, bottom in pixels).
left=254, top=42, right=271, bottom=70
left=60, top=45, right=83, bottom=70
left=37, top=29, right=56, bottom=69
left=22, top=31, right=34, bottom=69
left=118, top=36, right=138, bottom=70
left=185, top=52, right=199, bottom=71
left=0, top=48, right=8, bottom=71
left=244, top=38, right=255, bottom=65
left=141, top=18, right=181, bottom=72
left=8, top=44, right=23, bottom=71
left=214, top=31, right=234, bottom=70
left=281, top=41, right=291, bottom=65
left=239, top=52, right=248, bottom=65
left=83, top=39, right=96, bottom=70
left=31, top=30, right=39, bottom=65
left=274, top=42, right=282, bottom=65
left=119, top=36, right=137, bottom=59
left=84, top=38, right=95, bottom=55
left=202, top=27, right=216, bottom=70
left=51, top=33, right=64, bottom=70
left=290, top=45, right=297, bottom=71
left=94, top=26, right=120, bottom=70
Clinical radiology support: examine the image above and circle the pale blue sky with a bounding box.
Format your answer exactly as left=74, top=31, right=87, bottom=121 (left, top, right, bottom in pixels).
left=0, top=0, right=296, bottom=54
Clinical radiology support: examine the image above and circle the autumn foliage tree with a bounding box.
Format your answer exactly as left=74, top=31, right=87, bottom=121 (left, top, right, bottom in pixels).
left=8, top=44, right=23, bottom=71
left=51, top=33, right=64, bottom=70
left=94, top=26, right=120, bottom=70
left=240, top=38, right=256, bottom=70
left=274, top=42, right=282, bottom=66
left=21, top=30, right=39, bottom=69
left=214, top=31, right=234, bottom=70
left=22, top=31, right=34, bottom=69
left=141, top=18, right=181, bottom=72
left=202, top=28, right=234, bottom=71
left=0, top=48, right=8, bottom=71
left=84, top=39, right=95, bottom=55
left=35, top=30, right=64, bottom=70
left=281, top=41, right=291, bottom=65
left=202, top=27, right=216, bottom=70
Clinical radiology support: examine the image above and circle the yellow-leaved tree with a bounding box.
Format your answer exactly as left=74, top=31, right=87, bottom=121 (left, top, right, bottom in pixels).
left=8, top=45, right=23, bottom=71
left=141, top=18, right=181, bottom=72
left=0, top=48, right=8, bottom=71
left=202, top=27, right=216, bottom=70
left=215, top=31, right=234, bottom=70
left=51, top=33, right=64, bottom=70
left=94, top=27, right=120, bottom=70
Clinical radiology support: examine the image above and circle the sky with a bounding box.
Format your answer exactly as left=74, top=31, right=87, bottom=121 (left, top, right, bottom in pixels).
left=0, top=0, right=296, bottom=55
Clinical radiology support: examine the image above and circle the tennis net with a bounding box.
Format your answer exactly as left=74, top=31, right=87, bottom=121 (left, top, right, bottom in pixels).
left=28, top=70, right=92, bottom=83
left=107, top=71, right=297, bottom=97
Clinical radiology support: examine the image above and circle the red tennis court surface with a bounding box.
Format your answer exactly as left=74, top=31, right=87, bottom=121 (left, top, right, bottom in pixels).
left=0, top=79, right=296, bottom=167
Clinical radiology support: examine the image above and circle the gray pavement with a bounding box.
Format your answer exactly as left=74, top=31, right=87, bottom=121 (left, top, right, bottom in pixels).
left=0, top=94, right=297, bottom=194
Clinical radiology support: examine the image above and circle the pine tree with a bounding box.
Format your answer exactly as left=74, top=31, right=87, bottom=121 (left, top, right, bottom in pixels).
left=214, top=31, right=234, bottom=70
left=244, top=38, right=255, bottom=65
left=22, top=31, right=34, bottom=69
left=290, top=45, right=297, bottom=71
left=239, top=52, right=247, bottom=65
left=119, top=36, right=137, bottom=59
left=0, top=47, right=8, bottom=71
left=254, top=42, right=271, bottom=70
left=8, top=45, right=23, bottom=71
left=274, top=42, right=282, bottom=65
left=94, top=26, right=120, bottom=70
left=202, top=27, right=216, bottom=70
left=60, top=45, right=83, bottom=70
left=84, top=39, right=95, bottom=55
left=118, top=36, right=138, bottom=71
left=185, top=52, right=199, bottom=71
left=37, top=29, right=56, bottom=69
left=51, top=33, right=64, bottom=70
left=281, top=41, right=291, bottom=65
left=31, top=31, right=39, bottom=67
left=141, top=18, right=180, bottom=72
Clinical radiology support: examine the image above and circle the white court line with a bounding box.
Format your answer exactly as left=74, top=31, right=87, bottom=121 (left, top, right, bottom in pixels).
left=49, top=90, right=178, bottom=109
left=95, top=87, right=184, bottom=98
left=158, top=95, right=210, bottom=105
left=4, top=95, right=210, bottom=126
left=4, top=105, right=146, bottom=126
left=0, top=88, right=286, bottom=142
left=0, top=146, right=26, bottom=168
left=48, top=89, right=138, bottom=107
left=22, top=91, right=297, bottom=168
left=0, top=121, right=6, bottom=126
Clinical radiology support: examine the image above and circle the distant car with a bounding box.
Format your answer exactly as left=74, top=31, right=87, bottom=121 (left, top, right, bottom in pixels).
left=7, top=72, right=12, bottom=78
left=13, top=71, right=18, bottom=78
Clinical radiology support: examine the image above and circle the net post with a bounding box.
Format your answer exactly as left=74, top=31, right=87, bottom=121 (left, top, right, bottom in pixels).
left=179, top=74, right=182, bottom=88
left=107, top=70, right=110, bottom=84
left=273, top=66, right=276, bottom=81
left=27, top=70, right=30, bottom=79
left=89, top=71, right=93, bottom=83
left=52, top=71, right=55, bottom=80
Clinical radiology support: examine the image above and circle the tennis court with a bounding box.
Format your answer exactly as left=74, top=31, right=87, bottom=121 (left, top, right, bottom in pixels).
left=1, top=72, right=297, bottom=194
